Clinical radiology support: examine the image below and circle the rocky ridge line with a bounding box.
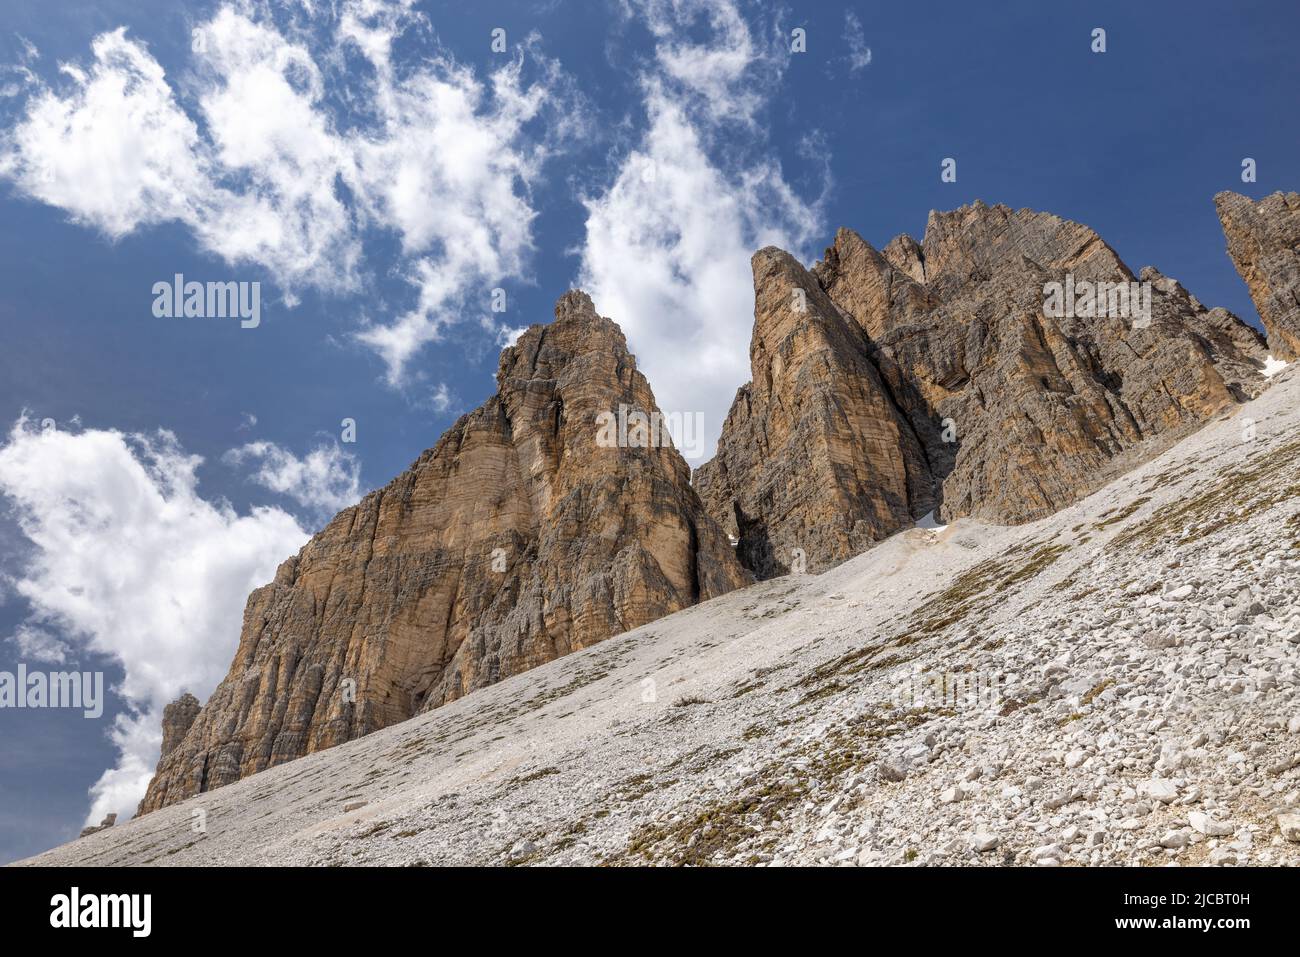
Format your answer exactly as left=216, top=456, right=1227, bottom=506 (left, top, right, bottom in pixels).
left=700, top=198, right=1272, bottom=578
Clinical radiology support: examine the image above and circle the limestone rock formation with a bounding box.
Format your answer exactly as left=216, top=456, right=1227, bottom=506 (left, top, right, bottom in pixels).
left=78, top=814, right=116, bottom=839
left=1215, top=190, right=1300, bottom=359
left=701, top=201, right=1270, bottom=577
left=159, top=693, right=200, bottom=760
left=694, top=248, right=934, bottom=577
left=139, top=291, right=748, bottom=813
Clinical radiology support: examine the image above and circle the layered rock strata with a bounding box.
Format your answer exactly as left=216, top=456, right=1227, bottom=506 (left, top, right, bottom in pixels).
left=140, top=291, right=748, bottom=812
left=699, top=201, right=1270, bottom=576
left=1216, top=190, right=1300, bottom=359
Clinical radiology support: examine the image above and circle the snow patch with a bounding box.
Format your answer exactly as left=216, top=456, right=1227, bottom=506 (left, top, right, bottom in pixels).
left=916, top=510, right=948, bottom=532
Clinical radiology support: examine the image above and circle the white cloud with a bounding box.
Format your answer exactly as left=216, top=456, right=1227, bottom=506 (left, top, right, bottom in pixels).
left=844, top=11, right=873, bottom=73
left=430, top=383, right=454, bottom=413
left=84, top=711, right=162, bottom=828
left=189, top=8, right=361, bottom=294
left=224, top=440, right=362, bottom=516
left=0, top=35, right=39, bottom=100
left=496, top=324, right=529, bottom=348
left=0, top=28, right=209, bottom=238
left=0, top=420, right=309, bottom=824
left=0, top=1, right=579, bottom=379
left=8, top=624, right=69, bottom=664
left=580, top=0, right=824, bottom=463
left=636, top=0, right=777, bottom=125
left=346, top=24, right=565, bottom=383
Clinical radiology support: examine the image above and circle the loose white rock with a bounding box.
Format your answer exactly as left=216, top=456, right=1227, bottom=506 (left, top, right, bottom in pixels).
left=1278, top=814, right=1300, bottom=843
left=1137, top=780, right=1179, bottom=804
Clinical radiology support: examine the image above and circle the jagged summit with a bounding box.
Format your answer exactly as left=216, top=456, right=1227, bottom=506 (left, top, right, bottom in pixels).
left=694, top=246, right=934, bottom=579
left=1215, top=190, right=1300, bottom=359
left=138, top=290, right=748, bottom=814
left=700, top=198, right=1271, bottom=578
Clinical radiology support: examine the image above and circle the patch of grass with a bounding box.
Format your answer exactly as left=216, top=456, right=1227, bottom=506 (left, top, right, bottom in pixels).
left=1111, top=437, right=1300, bottom=552
left=905, top=542, right=1070, bottom=638
left=616, top=771, right=678, bottom=802
left=616, top=709, right=939, bottom=865
left=509, top=766, right=560, bottom=786
left=998, top=694, right=1040, bottom=717
left=1092, top=496, right=1151, bottom=530
left=1080, top=678, right=1113, bottom=706
left=622, top=779, right=804, bottom=866
left=1140, top=465, right=1197, bottom=495
left=797, top=680, right=846, bottom=706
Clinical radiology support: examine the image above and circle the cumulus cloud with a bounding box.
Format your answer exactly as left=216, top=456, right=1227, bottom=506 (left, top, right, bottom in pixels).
left=0, top=28, right=209, bottom=238
left=0, top=420, right=309, bottom=823
left=580, top=0, right=825, bottom=463
left=0, top=1, right=579, bottom=380
left=188, top=8, right=361, bottom=293
left=345, top=17, right=567, bottom=379
left=224, top=440, right=362, bottom=517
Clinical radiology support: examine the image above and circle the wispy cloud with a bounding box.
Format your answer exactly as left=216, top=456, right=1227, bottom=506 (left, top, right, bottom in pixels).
left=7, top=624, right=69, bottom=664
left=429, top=383, right=454, bottom=413
left=843, top=10, right=872, bottom=73
left=224, top=440, right=362, bottom=518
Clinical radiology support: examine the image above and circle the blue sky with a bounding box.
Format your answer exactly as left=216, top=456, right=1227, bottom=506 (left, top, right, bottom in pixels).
left=0, top=0, right=1295, bottom=863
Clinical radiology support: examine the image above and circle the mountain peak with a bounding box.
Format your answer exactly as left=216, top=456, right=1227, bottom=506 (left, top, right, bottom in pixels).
left=701, top=195, right=1271, bottom=581
left=1215, top=190, right=1300, bottom=359
left=139, top=292, right=747, bottom=814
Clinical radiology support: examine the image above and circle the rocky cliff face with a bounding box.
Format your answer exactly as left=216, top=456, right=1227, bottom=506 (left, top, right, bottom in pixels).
left=159, top=693, right=200, bottom=759
left=694, top=248, right=934, bottom=578
left=700, top=201, right=1270, bottom=576
left=1215, top=190, right=1300, bottom=359
left=139, top=291, right=748, bottom=813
